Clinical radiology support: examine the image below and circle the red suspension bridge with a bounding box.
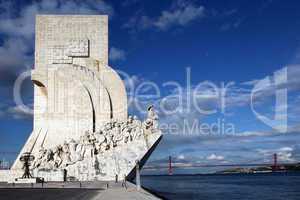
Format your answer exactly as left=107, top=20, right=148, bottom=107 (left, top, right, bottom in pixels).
left=144, top=154, right=299, bottom=174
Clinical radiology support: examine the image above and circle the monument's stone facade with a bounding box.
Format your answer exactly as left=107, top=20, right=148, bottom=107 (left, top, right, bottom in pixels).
left=0, top=15, right=162, bottom=182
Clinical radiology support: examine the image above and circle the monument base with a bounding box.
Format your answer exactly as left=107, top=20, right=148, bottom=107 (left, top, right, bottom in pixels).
left=0, top=170, right=23, bottom=183
left=34, top=169, right=65, bottom=182
left=12, top=178, right=41, bottom=184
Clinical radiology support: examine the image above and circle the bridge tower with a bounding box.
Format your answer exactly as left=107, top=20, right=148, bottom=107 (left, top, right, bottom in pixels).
left=272, top=153, right=278, bottom=171
left=168, top=156, right=173, bottom=175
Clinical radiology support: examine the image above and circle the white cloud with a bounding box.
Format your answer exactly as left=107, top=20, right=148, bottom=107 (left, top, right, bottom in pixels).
left=123, top=75, right=141, bottom=90
left=222, top=65, right=300, bottom=111
left=241, top=79, right=260, bottom=86
left=6, top=105, right=33, bottom=119
left=154, top=3, right=205, bottom=30
left=223, top=9, right=238, bottom=16
left=220, top=19, right=242, bottom=31
left=0, top=38, right=32, bottom=74
left=257, top=146, right=295, bottom=163
left=0, top=110, right=4, bottom=118
left=242, top=65, right=300, bottom=92
left=207, top=153, right=224, bottom=161
left=125, top=64, right=300, bottom=136
left=236, top=131, right=272, bottom=137
left=109, top=47, right=126, bottom=61
left=122, top=0, right=140, bottom=7
left=278, top=147, right=293, bottom=152
left=178, top=154, right=185, bottom=160
left=277, top=152, right=294, bottom=162
left=0, top=0, right=114, bottom=85
left=277, top=147, right=295, bottom=162
left=0, top=0, right=114, bottom=40
left=123, top=1, right=205, bottom=32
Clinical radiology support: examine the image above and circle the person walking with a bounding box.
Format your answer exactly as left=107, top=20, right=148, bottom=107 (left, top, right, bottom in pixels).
left=122, top=174, right=127, bottom=189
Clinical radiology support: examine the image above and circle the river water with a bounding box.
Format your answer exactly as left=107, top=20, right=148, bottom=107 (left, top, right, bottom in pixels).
left=141, top=173, right=300, bottom=200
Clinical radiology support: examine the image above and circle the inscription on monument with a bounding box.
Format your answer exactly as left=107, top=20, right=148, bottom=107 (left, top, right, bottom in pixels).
left=52, top=45, right=73, bottom=64
left=51, top=39, right=90, bottom=64
left=67, top=39, right=89, bottom=57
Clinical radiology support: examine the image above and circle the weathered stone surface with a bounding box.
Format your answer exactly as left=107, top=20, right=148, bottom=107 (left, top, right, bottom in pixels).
left=12, top=178, right=40, bottom=184
left=30, top=117, right=162, bottom=181
left=11, top=15, right=128, bottom=170
left=0, top=15, right=162, bottom=182
left=34, top=169, right=65, bottom=182
left=0, top=170, right=22, bottom=183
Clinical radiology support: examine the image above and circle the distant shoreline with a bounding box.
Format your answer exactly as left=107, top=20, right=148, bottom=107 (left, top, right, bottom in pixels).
left=142, top=170, right=300, bottom=176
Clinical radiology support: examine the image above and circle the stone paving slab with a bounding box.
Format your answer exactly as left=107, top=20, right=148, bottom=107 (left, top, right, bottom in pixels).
left=0, top=181, right=161, bottom=200
left=94, top=182, right=161, bottom=200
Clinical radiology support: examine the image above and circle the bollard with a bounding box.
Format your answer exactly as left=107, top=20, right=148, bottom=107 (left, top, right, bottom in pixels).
left=136, top=160, right=141, bottom=191
left=80, top=182, right=82, bottom=188
left=122, top=174, right=127, bottom=190
left=115, top=174, right=118, bottom=183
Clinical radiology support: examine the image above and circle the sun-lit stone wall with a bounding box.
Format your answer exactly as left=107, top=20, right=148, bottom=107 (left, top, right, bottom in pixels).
left=11, top=15, right=128, bottom=170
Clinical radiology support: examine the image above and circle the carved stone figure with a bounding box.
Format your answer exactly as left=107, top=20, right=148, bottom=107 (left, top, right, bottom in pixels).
left=39, top=149, right=54, bottom=169
left=69, top=139, right=81, bottom=163
left=82, top=131, right=91, bottom=145
left=89, top=132, right=97, bottom=145
left=144, top=105, right=159, bottom=131
left=112, top=124, right=123, bottom=147
left=95, top=132, right=106, bottom=153
left=122, top=123, right=132, bottom=144
left=132, top=115, right=143, bottom=139
left=32, top=147, right=46, bottom=169
left=53, top=146, right=62, bottom=168
left=61, top=142, right=71, bottom=167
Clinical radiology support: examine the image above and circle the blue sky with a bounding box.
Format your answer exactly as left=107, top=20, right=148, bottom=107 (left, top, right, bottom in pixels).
left=0, top=0, right=300, bottom=173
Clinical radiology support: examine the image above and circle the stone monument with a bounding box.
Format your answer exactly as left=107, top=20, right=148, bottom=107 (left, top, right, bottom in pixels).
left=0, top=15, right=162, bottom=182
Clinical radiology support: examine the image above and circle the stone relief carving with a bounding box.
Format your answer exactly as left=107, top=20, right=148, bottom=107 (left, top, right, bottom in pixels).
left=67, top=39, right=89, bottom=57
left=51, top=39, right=90, bottom=64
left=31, top=110, right=159, bottom=172
left=52, top=45, right=73, bottom=64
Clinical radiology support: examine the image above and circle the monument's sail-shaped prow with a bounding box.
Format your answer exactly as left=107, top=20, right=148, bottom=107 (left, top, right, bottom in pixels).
left=5, top=15, right=162, bottom=182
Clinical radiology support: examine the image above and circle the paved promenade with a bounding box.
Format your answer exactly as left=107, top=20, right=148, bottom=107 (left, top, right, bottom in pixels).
left=0, top=181, right=161, bottom=200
